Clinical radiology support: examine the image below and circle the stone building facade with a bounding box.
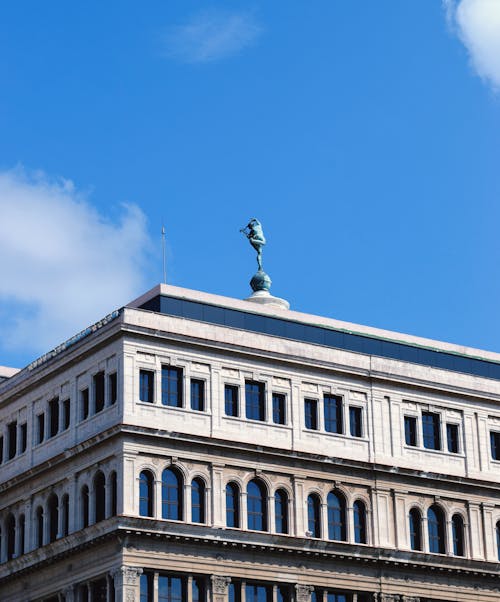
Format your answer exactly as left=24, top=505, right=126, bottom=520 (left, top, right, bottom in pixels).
left=0, top=284, right=499, bottom=601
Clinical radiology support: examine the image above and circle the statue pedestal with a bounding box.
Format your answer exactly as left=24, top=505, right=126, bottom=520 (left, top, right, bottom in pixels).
left=245, top=289, right=290, bottom=310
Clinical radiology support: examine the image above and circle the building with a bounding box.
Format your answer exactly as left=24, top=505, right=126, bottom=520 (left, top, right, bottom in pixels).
left=1, top=282, right=500, bottom=601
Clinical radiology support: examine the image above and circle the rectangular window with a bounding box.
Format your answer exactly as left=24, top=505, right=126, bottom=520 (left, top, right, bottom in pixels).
left=491, top=431, right=500, bottom=461
left=349, top=406, right=363, bottom=437
left=446, top=423, right=459, bottom=454
left=228, top=583, right=241, bottom=602
left=109, top=372, right=117, bottom=405
left=245, top=381, right=265, bottom=421
left=422, top=411, right=441, bottom=450
left=37, top=413, right=45, bottom=444
left=139, top=370, right=155, bottom=403
left=62, top=399, right=70, bottom=430
left=48, top=397, right=59, bottom=437
left=20, top=422, right=27, bottom=453
left=224, top=385, right=239, bottom=417
left=404, top=416, right=417, bottom=446
left=245, top=584, right=271, bottom=602
left=324, top=394, right=343, bottom=434
left=190, top=379, right=205, bottom=411
left=140, top=573, right=154, bottom=602
left=162, top=366, right=183, bottom=407
left=0, top=436, right=3, bottom=463
left=158, top=576, right=184, bottom=602
left=304, top=398, right=318, bottom=430
left=93, top=371, right=105, bottom=413
left=272, top=393, right=286, bottom=425
left=7, top=421, right=17, bottom=460
left=81, top=388, right=89, bottom=420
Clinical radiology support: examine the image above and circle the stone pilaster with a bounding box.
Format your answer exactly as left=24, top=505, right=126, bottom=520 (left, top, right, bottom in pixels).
left=113, top=566, right=143, bottom=602
left=211, top=575, right=231, bottom=602
left=294, top=584, right=314, bottom=602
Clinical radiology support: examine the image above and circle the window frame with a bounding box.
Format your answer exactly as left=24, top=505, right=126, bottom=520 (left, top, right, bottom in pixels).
left=349, top=405, right=363, bottom=438
left=224, top=384, right=239, bottom=417
left=139, top=369, right=155, bottom=404
left=272, top=392, right=286, bottom=425
left=421, top=411, right=441, bottom=451
left=190, top=379, right=205, bottom=412
left=161, top=366, right=184, bottom=408
left=245, top=381, right=266, bottom=422
left=304, top=398, right=318, bottom=430
left=323, top=394, right=343, bottom=434
left=446, top=422, right=460, bottom=454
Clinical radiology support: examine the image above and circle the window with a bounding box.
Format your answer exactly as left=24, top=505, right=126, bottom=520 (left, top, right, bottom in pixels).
left=247, top=479, right=267, bottom=531
left=327, top=491, right=346, bottom=541
left=304, top=399, right=318, bottom=430
left=6, top=514, right=15, bottom=560
left=48, top=397, right=59, bottom=437
left=81, top=388, right=89, bottom=420
left=452, top=514, right=464, bottom=556
left=491, top=431, right=500, bottom=460
left=61, top=494, right=69, bottom=537
left=229, top=582, right=241, bottom=602
left=7, top=421, right=17, bottom=460
left=0, top=435, right=3, bottom=463
left=326, top=594, right=348, bottom=602
left=353, top=500, right=367, bottom=543
left=190, top=379, right=205, bottom=411
left=18, top=514, right=25, bottom=555
left=62, top=399, right=70, bottom=430
left=162, top=467, right=183, bottom=520
left=245, top=381, right=265, bottom=421
left=272, top=393, right=286, bottom=425
left=226, top=482, right=240, bottom=528
left=159, top=576, right=183, bottom=602
left=496, top=521, right=500, bottom=561
left=48, top=493, right=58, bottom=543
left=36, top=506, right=44, bottom=547
left=94, top=371, right=105, bottom=413
left=37, top=413, right=45, bottom=444
left=110, top=471, right=117, bottom=516
left=192, top=577, right=205, bottom=602
left=94, top=471, right=106, bottom=523
left=422, top=411, right=441, bottom=450
left=246, top=584, right=271, bottom=602
left=140, top=573, right=153, bottom=602
left=81, top=485, right=89, bottom=528
left=274, top=489, right=289, bottom=534
left=447, top=423, right=459, bottom=454
left=162, top=366, right=183, bottom=407
left=109, top=372, right=117, bottom=405
left=404, top=416, right=417, bottom=446
left=139, top=471, right=154, bottom=517
left=19, top=422, right=27, bottom=453
left=225, top=385, right=239, bottom=417
left=140, top=370, right=154, bottom=403
left=277, top=586, right=291, bottom=602
left=349, top=406, right=363, bottom=437
left=324, top=394, right=343, bottom=434
left=427, top=505, right=445, bottom=554
left=307, top=494, right=321, bottom=538
left=409, top=508, right=422, bottom=551
left=191, top=478, right=205, bottom=523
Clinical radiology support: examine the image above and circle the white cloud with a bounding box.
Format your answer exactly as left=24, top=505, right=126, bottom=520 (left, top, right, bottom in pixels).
left=0, top=168, right=152, bottom=359
left=444, top=0, right=500, bottom=91
left=161, top=9, right=262, bottom=63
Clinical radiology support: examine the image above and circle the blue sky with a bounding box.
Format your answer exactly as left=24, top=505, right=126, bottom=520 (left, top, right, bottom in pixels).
left=1, top=1, right=500, bottom=368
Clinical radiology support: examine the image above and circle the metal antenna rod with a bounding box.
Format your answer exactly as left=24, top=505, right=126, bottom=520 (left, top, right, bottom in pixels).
left=161, top=224, right=167, bottom=284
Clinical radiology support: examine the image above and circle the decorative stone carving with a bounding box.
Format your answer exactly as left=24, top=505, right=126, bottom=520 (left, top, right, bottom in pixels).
left=211, top=575, right=231, bottom=594
left=112, top=565, right=143, bottom=585
left=380, top=596, right=400, bottom=602
left=402, top=598, right=420, bottom=602
left=295, top=584, right=314, bottom=602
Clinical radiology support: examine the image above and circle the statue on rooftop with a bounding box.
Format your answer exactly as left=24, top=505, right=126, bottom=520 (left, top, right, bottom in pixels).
left=240, top=218, right=266, bottom=271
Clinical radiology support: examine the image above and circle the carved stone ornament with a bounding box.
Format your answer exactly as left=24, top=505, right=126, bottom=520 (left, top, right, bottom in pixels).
left=402, top=598, right=420, bottom=602
left=126, top=592, right=135, bottom=602
left=112, top=566, right=143, bottom=585
left=295, top=584, right=314, bottom=602
left=380, top=596, right=400, bottom=602
left=211, top=575, right=232, bottom=594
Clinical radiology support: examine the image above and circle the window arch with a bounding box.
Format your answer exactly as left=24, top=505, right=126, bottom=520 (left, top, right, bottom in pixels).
left=139, top=470, right=154, bottom=517
left=81, top=485, right=90, bottom=528
left=409, top=507, right=422, bottom=551
left=6, top=514, right=15, bottom=560
left=427, top=504, right=446, bottom=554
left=61, top=494, right=69, bottom=537
left=191, top=478, right=205, bottom=523
left=18, top=514, right=25, bottom=556
left=36, top=506, right=44, bottom=547
left=353, top=500, right=367, bottom=544
left=110, top=471, right=117, bottom=516
left=327, top=490, right=347, bottom=541
left=452, top=514, right=465, bottom=557
left=162, top=467, right=183, bottom=520
left=247, top=479, right=267, bottom=531
left=307, top=494, right=321, bottom=538
left=48, top=493, right=58, bottom=543
left=274, top=489, right=289, bottom=534
left=94, top=471, right=106, bottom=523
left=496, top=521, right=500, bottom=561
left=226, top=482, right=240, bottom=528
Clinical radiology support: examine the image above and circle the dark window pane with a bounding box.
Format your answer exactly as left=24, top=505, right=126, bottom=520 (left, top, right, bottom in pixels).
left=48, top=494, right=58, bottom=542
left=140, top=471, right=154, bottom=517
left=353, top=500, right=366, bottom=543
left=452, top=514, right=464, bottom=556
left=94, top=371, right=105, bottom=413
left=275, top=489, right=288, bottom=534
left=191, top=379, right=205, bottom=411
left=491, top=431, right=500, bottom=460
left=0, top=436, right=3, bottom=463
left=327, top=491, right=346, bottom=541
left=162, top=468, right=183, bottom=520
left=246, top=584, right=270, bottom=602
left=140, top=574, right=153, bottom=602
left=36, top=506, right=44, bottom=547
left=409, top=508, right=422, bottom=551
left=81, top=388, right=89, bottom=420
left=37, top=413, right=45, bottom=444
left=404, top=416, right=417, bottom=446
left=229, top=583, right=241, bottom=602
left=81, top=486, right=89, bottom=528
left=247, top=479, right=267, bottom=531
left=305, top=399, right=318, bottom=430
left=20, top=423, right=27, bottom=453
left=94, top=472, right=106, bottom=522
left=447, top=423, right=459, bottom=454
left=7, top=421, right=17, bottom=460
left=140, top=370, right=155, bottom=403
left=428, top=505, right=445, bottom=554
left=324, top=394, right=343, bottom=434
left=162, top=367, right=183, bottom=407
left=159, top=576, right=183, bottom=602
left=497, top=521, right=500, bottom=561
left=422, top=412, right=441, bottom=450
left=226, top=482, right=240, bottom=528
left=109, top=372, right=118, bottom=405
left=307, top=494, right=321, bottom=538
left=62, top=399, right=70, bottom=430
left=245, top=381, right=265, bottom=421
left=191, top=478, right=205, bottom=523
left=349, top=406, right=362, bottom=437
left=48, top=397, right=59, bottom=437
left=225, top=385, right=239, bottom=417
left=272, top=393, right=286, bottom=425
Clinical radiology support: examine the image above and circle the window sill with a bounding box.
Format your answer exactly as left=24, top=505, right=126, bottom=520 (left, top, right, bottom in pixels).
left=404, top=444, right=465, bottom=459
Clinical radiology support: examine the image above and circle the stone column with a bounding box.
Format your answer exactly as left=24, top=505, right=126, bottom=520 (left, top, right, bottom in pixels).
left=113, top=566, right=143, bottom=602
left=211, top=575, right=231, bottom=602
left=295, top=584, right=314, bottom=602
left=268, top=495, right=275, bottom=533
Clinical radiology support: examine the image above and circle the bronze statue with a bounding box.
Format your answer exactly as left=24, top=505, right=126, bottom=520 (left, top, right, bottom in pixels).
left=240, top=218, right=266, bottom=271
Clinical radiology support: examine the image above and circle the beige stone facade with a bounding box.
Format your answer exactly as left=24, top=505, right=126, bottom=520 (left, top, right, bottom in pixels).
left=0, top=284, right=499, bottom=601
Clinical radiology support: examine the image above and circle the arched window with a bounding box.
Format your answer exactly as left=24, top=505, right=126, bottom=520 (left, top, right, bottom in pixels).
left=48, top=493, right=59, bottom=543
left=139, top=471, right=154, bottom=517
left=36, top=506, right=44, bottom=547
left=226, top=482, right=240, bottom=528
left=61, top=495, right=69, bottom=537
left=274, top=489, right=289, bottom=534
left=247, top=479, right=267, bottom=531
left=6, top=514, right=15, bottom=560
left=110, top=471, right=117, bottom=516
left=427, top=505, right=446, bottom=554
left=94, top=471, right=106, bottom=523
left=353, top=500, right=367, bottom=544
left=191, top=478, right=205, bottom=523
left=162, top=467, right=183, bottom=520
left=327, top=491, right=346, bottom=541
left=307, top=494, right=321, bottom=538
left=452, top=514, right=465, bottom=557
left=496, top=521, right=500, bottom=561
left=409, top=508, right=422, bottom=551
left=81, top=485, right=89, bottom=528
left=18, top=514, right=25, bottom=556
